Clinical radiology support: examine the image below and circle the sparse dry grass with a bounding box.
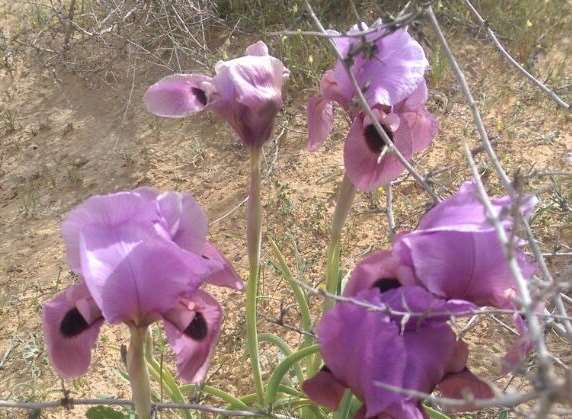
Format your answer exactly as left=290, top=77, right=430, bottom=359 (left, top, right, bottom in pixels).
left=0, top=1, right=570, bottom=418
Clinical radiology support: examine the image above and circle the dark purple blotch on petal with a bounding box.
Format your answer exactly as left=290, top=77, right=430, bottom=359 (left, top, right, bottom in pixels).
left=364, top=123, right=393, bottom=154
left=191, top=88, right=207, bottom=106
left=372, top=277, right=401, bottom=294
left=60, top=308, right=90, bottom=338
left=184, top=312, right=208, bottom=341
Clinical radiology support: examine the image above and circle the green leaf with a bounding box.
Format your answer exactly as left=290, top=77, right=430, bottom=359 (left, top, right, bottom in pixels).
left=497, top=410, right=509, bottom=419
left=423, top=405, right=451, bottom=419
left=85, top=406, right=126, bottom=419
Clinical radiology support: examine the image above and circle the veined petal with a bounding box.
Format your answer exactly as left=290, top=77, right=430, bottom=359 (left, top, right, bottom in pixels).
left=42, top=283, right=103, bottom=378
left=79, top=225, right=207, bottom=324
left=156, top=191, right=208, bottom=254
left=144, top=74, right=213, bottom=118
left=245, top=40, right=269, bottom=56
left=318, top=294, right=406, bottom=416
left=162, top=290, right=222, bottom=383
left=62, top=191, right=157, bottom=273
left=396, top=230, right=521, bottom=308
left=307, top=95, right=334, bottom=151
left=202, top=241, right=243, bottom=290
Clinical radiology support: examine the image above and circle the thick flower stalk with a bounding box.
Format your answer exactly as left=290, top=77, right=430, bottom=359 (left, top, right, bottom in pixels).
left=144, top=41, right=289, bottom=404
left=42, top=188, right=243, bottom=418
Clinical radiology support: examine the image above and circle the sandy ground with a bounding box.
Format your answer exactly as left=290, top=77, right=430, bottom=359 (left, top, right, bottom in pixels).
left=0, top=2, right=571, bottom=418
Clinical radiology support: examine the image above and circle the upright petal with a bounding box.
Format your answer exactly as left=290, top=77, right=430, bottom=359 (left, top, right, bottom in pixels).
left=202, top=241, right=243, bottom=290
left=42, top=283, right=103, bottom=378
left=79, top=225, right=208, bottom=324
left=245, top=41, right=269, bottom=56
left=395, top=230, right=522, bottom=308
left=307, top=95, right=334, bottom=151
left=144, top=74, right=213, bottom=118
left=62, top=191, right=157, bottom=273
left=212, top=52, right=288, bottom=146
left=162, top=290, right=222, bottom=383
left=156, top=191, right=208, bottom=254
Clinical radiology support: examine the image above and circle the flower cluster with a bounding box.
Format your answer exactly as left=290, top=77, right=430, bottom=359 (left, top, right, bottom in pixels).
left=303, top=182, right=536, bottom=417
left=307, top=21, right=437, bottom=191
left=43, top=188, right=242, bottom=383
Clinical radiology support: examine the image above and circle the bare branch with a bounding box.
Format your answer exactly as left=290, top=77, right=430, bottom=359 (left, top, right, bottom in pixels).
left=463, top=0, right=570, bottom=112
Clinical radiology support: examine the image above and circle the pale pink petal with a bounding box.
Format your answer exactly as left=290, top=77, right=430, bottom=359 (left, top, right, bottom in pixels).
left=42, top=283, right=103, bottom=378
left=162, top=290, right=222, bottom=383
left=156, top=191, right=208, bottom=254
left=307, top=95, right=334, bottom=151
left=245, top=41, right=269, bottom=56
left=202, top=241, right=243, bottom=290
left=144, top=74, right=213, bottom=118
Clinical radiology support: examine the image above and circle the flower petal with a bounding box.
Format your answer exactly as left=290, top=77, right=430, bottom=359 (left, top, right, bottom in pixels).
left=344, top=114, right=413, bottom=192
left=437, top=370, right=494, bottom=411
left=156, top=191, right=208, bottom=254
left=245, top=41, right=269, bottom=56
left=162, top=290, right=222, bottom=383
left=79, top=225, right=207, bottom=323
left=302, top=368, right=347, bottom=411
left=212, top=54, right=288, bottom=146
left=42, top=283, right=103, bottom=378
left=62, top=191, right=157, bottom=273
left=307, top=95, right=334, bottom=151
left=395, top=229, right=525, bottom=308
left=202, top=241, right=243, bottom=290
left=144, top=74, right=213, bottom=118
left=318, top=294, right=406, bottom=416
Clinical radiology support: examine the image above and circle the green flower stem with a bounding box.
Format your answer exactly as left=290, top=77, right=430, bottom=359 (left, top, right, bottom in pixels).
left=127, top=326, right=151, bottom=419
left=333, top=389, right=354, bottom=419
left=179, top=384, right=248, bottom=409
left=259, top=333, right=304, bottom=384
left=265, top=344, right=320, bottom=405
left=246, top=146, right=264, bottom=405
left=324, top=173, right=356, bottom=311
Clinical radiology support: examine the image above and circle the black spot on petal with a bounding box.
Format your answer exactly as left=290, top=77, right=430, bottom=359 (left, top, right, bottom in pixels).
left=320, top=365, right=332, bottom=373
left=364, top=124, right=393, bottom=154
left=371, top=278, right=401, bottom=294
left=201, top=255, right=209, bottom=260
left=60, top=308, right=90, bottom=338
left=191, top=87, right=207, bottom=106
left=184, top=312, right=208, bottom=341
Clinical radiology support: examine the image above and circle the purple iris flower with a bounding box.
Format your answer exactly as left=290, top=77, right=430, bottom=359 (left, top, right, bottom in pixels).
left=393, top=181, right=537, bottom=309
left=303, top=251, right=493, bottom=418
left=144, top=41, right=289, bottom=147
left=42, top=188, right=243, bottom=383
left=307, top=21, right=436, bottom=191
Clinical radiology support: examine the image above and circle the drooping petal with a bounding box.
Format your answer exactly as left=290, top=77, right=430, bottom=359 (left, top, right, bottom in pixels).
left=201, top=241, right=243, bottom=290
left=212, top=52, right=289, bottom=146
left=302, top=368, right=347, bottom=411
left=42, top=283, right=103, bottom=378
left=395, top=229, right=527, bottom=308
left=79, top=225, right=208, bottom=324
left=318, top=292, right=406, bottom=416
left=307, top=95, right=334, bottom=151
left=437, top=370, right=494, bottom=410
left=402, top=107, right=438, bottom=154
left=343, top=250, right=413, bottom=298
left=144, top=74, right=213, bottom=118
left=344, top=114, right=414, bottom=192
left=162, top=290, right=222, bottom=383
left=156, top=191, right=208, bottom=254
left=62, top=191, right=157, bottom=273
